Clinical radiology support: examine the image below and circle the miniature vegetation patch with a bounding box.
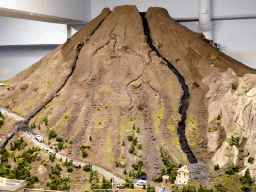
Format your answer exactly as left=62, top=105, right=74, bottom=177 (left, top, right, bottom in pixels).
left=55, top=136, right=72, bottom=152
left=80, top=144, right=91, bottom=158
left=231, top=84, right=237, bottom=93
left=152, top=147, right=177, bottom=184
left=45, top=163, right=70, bottom=190
left=212, top=162, right=254, bottom=192
left=0, top=137, right=40, bottom=188
left=228, top=135, right=240, bottom=146
left=82, top=166, right=112, bottom=191
left=0, top=112, right=4, bottom=128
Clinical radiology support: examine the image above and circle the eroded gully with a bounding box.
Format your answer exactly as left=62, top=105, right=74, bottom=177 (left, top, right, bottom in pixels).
left=140, top=12, right=197, bottom=164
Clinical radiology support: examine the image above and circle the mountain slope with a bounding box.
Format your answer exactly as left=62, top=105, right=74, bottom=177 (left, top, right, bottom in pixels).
left=0, top=5, right=256, bottom=180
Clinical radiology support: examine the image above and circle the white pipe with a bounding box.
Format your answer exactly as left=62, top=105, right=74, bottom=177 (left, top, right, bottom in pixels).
left=199, top=0, right=213, bottom=40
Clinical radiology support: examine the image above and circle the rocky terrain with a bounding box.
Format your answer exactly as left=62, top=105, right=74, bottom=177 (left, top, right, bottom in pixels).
left=0, top=5, right=256, bottom=185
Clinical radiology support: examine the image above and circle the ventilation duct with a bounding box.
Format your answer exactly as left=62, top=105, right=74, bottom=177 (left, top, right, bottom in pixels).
left=199, top=0, right=212, bottom=40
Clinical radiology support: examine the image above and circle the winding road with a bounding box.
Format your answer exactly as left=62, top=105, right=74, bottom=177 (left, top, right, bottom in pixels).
left=0, top=107, right=161, bottom=191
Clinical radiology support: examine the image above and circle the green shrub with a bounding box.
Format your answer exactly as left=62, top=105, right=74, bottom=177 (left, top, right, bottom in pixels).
left=41, top=160, right=47, bottom=166
left=231, top=84, right=237, bottom=93
left=43, top=116, right=48, bottom=126
left=137, top=142, right=142, bottom=149
left=56, top=136, right=63, bottom=142
left=129, top=144, right=135, bottom=153
left=10, top=137, right=27, bottom=151
left=123, top=169, right=127, bottom=175
left=83, top=164, right=92, bottom=172
left=127, top=134, right=134, bottom=141
left=208, top=127, right=217, bottom=132
left=152, top=174, right=162, bottom=182
left=81, top=150, right=88, bottom=158
left=137, top=127, right=140, bottom=133
left=67, top=166, right=73, bottom=172
left=132, top=137, right=138, bottom=146
left=214, top=164, right=220, bottom=171
left=217, top=114, right=221, bottom=120
left=115, top=161, right=120, bottom=167
left=46, top=163, right=70, bottom=190
left=248, top=157, right=254, bottom=164
left=58, top=142, right=63, bottom=151
left=124, top=176, right=134, bottom=189
left=63, top=158, right=73, bottom=167
left=229, top=135, right=240, bottom=146
left=80, top=144, right=91, bottom=149
left=30, top=123, right=36, bottom=129
left=0, top=112, right=4, bottom=128
left=48, top=128, right=57, bottom=139
left=122, top=140, right=125, bottom=146
left=225, top=163, right=239, bottom=175
left=240, top=169, right=253, bottom=186
left=49, top=154, right=55, bottom=162
left=214, top=183, right=226, bottom=192
left=38, top=125, right=41, bottom=130
left=241, top=185, right=251, bottom=192
left=89, top=136, right=92, bottom=141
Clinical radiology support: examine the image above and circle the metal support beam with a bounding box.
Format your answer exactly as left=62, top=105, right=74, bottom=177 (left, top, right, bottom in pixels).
left=0, top=7, right=86, bottom=24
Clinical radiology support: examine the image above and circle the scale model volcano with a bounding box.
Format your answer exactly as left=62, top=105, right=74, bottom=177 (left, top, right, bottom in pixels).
left=1, top=6, right=256, bottom=179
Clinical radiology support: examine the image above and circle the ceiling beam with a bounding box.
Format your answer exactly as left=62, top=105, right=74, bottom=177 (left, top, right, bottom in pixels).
left=0, top=7, right=87, bottom=24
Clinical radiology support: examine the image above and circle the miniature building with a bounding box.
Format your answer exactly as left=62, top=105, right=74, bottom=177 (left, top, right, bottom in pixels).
left=0, top=177, right=26, bottom=191
left=175, top=165, right=189, bottom=185
left=162, top=175, right=169, bottom=183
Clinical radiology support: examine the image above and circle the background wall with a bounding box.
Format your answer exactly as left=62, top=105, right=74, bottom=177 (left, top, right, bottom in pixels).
left=0, top=45, right=59, bottom=80
left=0, top=16, right=67, bottom=45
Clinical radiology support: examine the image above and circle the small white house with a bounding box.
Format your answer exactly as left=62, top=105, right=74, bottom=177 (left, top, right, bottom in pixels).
left=175, top=165, right=189, bottom=185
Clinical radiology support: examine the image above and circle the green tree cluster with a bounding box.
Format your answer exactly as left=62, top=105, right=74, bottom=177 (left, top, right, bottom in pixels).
left=46, top=163, right=70, bottom=190
left=10, top=137, right=27, bottom=151
left=153, top=147, right=177, bottom=183
left=225, top=163, right=239, bottom=175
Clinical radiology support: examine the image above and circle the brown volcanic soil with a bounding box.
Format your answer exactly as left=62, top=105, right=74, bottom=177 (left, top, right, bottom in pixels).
left=146, top=7, right=256, bottom=162
left=0, top=5, right=256, bottom=180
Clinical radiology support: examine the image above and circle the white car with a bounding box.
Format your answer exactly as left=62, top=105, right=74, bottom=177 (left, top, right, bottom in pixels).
left=135, top=180, right=147, bottom=186
left=35, top=134, right=44, bottom=142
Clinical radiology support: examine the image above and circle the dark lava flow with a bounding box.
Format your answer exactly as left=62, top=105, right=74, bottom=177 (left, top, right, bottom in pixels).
left=140, top=12, right=197, bottom=164
left=11, top=19, right=108, bottom=138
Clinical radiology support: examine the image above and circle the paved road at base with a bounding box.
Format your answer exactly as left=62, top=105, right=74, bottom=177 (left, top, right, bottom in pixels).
left=1, top=108, right=161, bottom=191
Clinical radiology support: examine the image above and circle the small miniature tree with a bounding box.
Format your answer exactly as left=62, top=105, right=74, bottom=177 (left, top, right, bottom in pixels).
left=48, top=128, right=57, bottom=139
left=81, top=149, right=88, bottom=158
left=214, top=164, right=220, bottom=171
left=248, top=157, right=254, bottom=164
left=129, top=144, right=135, bottom=153
left=231, top=84, right=237, bottom=93
left=83, top=164, right=92, bottom=172
left=30, top=123, right=36, bottom=129
left=240, top=169, right=253, bottom=186
left=43, top=117, right=48, bottom=126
